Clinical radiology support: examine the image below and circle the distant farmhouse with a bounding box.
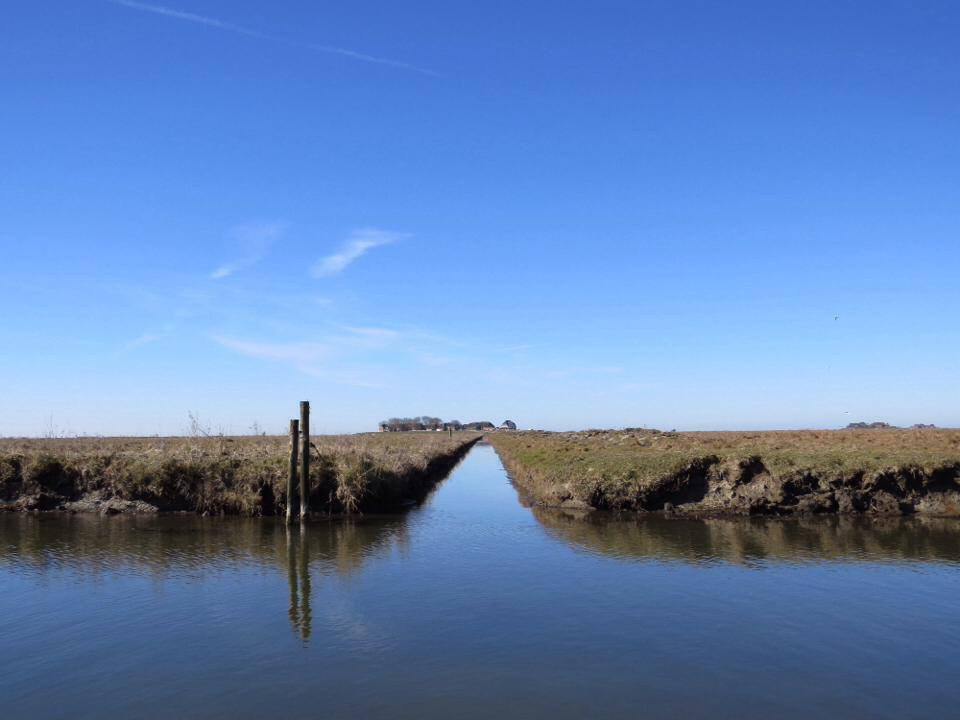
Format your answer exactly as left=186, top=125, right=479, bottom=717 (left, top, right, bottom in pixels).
left=499, top=420, right=517, bottom=430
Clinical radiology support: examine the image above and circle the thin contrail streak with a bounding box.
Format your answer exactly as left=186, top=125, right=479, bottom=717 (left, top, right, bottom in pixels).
left=108, top=0, right=440, bottom=77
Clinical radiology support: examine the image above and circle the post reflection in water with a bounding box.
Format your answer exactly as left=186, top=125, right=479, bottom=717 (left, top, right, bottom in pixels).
left=284, top=524, right=314, bottom=643
left=286, top=526, right=306, bottom=642
left=284, top=519, right=415, bottom=643
left=299, top=524, right=311, bottom=641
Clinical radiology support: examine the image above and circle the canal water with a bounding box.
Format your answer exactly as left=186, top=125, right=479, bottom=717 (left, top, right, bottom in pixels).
left=2, top=443, right=960, bottom=718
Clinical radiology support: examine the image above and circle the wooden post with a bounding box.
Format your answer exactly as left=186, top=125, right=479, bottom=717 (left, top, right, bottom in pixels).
left=286, top=419, right=299, bottom=524
left=299, top=401, right=310, bottom=521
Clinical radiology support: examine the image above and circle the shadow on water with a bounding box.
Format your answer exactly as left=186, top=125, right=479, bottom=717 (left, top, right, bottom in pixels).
left=531, top=506, right=960, bottom=565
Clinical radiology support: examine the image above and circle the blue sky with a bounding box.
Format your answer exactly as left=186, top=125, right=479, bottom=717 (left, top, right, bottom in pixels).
left=2, top=1, right=958, bottom=435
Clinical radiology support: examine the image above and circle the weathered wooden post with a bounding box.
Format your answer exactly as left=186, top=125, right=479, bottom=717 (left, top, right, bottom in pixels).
left=286, top=419, right=299, bottom=524
left=299, top=400, right=310, bottom=521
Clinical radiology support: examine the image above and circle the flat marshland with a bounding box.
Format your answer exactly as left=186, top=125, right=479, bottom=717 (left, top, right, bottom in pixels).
left=0, top=432, right=480, bottom=516
left=488, top=428, right=960, bottom=516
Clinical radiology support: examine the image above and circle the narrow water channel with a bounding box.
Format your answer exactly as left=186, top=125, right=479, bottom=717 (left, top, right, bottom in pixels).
left=2, top=443, right=960, bottom=718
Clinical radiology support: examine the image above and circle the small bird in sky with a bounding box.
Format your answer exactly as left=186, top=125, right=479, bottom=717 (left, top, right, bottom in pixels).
left=834, top=315, right=840, bottom=321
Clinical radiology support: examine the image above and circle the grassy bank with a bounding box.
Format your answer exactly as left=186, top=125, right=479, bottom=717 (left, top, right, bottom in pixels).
left=488, top=429, right=960, bottom=517
left=0, top=432, right=480, bottom=516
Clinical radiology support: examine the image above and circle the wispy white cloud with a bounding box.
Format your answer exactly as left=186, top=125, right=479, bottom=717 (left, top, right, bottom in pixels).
left=108, top=0, right=440, bottom=76
left=213, top=334, right=388, bottom=388
left=300, top=366, right=387, bottom=389
left=618, top=381, right=659, bottom=392
left=124, top=332, right=162, bottom=350
left=343, top=326, right=401, bottom=341
left=213, top=336, right=329, bottom=364
left=418, top=353, right=458, bottom=367
left=211, top=222, right=286, bottom=280
left=544, top=366, right=624, bottom=380
left=311, top=228, right=405, bottom=278
left=110, top=0, right=262, bottom=35
left=209, top=265, right=238, bottom=280
left=122, top=323, right=176, bottom=351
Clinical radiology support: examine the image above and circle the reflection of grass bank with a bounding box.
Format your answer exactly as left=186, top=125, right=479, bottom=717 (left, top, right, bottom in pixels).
left=0, top=512, right=413, bottom=644
left=489, top=429, right=960, bottom=516
left=533, top=508, right=960, bottom=565
left=0, top=433, right=480, bottom=516
left=0, top=513, right=409, bottom=578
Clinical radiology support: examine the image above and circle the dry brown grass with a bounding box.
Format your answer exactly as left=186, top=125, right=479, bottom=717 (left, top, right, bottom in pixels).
left=0, top=432, right=480, bottom=515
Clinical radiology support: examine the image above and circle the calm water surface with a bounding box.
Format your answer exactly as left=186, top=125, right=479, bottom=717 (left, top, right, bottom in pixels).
left=2, top=444, right=960, bottom=718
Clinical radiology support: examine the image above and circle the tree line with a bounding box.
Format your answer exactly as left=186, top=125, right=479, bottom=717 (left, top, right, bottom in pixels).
left=379, top=417, right=495, bottom=432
